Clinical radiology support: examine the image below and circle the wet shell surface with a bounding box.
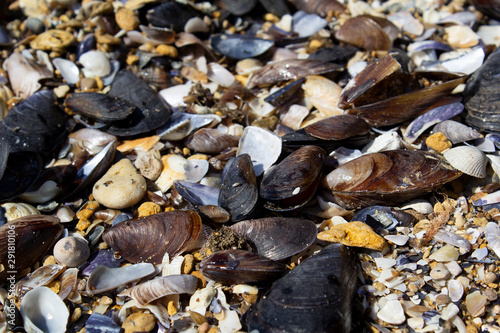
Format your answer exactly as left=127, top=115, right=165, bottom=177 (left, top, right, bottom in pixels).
left=433, top=120, right=483, bottom=144
left=20, top=286, right=69, bottom=333
left=102, top=210, right=202, bottom=264
left=442, top=145, right=487, bottom=178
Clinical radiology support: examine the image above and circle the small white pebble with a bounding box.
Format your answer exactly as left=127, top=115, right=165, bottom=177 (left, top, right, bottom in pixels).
left=377, top=300, right=406, bottom=325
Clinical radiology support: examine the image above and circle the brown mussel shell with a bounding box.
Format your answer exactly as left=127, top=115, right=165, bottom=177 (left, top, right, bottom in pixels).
left=185, top=128, right=239, bottom=154
left=200, top=249, right=288, bottom=284
left=229, top=217, right=318, bottom=260
left=0, top=215, right=63, bottom=282
left=290, top=0, right=345, bottom=17
left=247, top=59, right=341, bottom=88
left=218, top=154, right=258, bottom=222
left=346, top=71, right=466, bottom=127
left=335, top=15, right=398, bottom=51
left=260, top=145, right=325, bottom=211
left=322, top=150, right=462, bottom=209
left=102, top=210, right=202, bottom=264
left=464, top=47, right=500, bottom=132
left=65, top=92, right=137, bottom=122
left=247, top=244, right=359, bottom=333
left=281, top=114, right=371, bottom=151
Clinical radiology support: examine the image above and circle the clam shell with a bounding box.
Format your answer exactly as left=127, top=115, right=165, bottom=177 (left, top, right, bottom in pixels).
left=322, top=150, right=463, bottom=209
left=229, top=217, right=318, bottom=260
left=20, top=287, right=69, bottom=333
left=303, top=75, right=343, bottom=117
left=433, top=120, right=482, bottom=144
left=118, top=274, right=198, bottom=305
left=102, top=210, right=202, bottom=264
left=200, top=249, right=288, bottom=284
left=443, top=146, right=487, bottom=178
left=1, top=202, right=39, bottom=222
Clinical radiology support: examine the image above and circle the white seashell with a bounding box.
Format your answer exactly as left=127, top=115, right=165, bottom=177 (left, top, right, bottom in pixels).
left=184, top=17, right=209, bottom=34
left=119, top=299, right=171, bottom=328
left=280, top=104, right=309, bottom=130
left=487, top=154, right=500, bottom=178
left=20, top=287, right=69, bottom=333
left=19, top=180, right=61, bottom=204
left=362, top=130, right=404, bottom=153
left=485, top=222, right=500, bottom=258
left=471, top=247, right=488, bottom=261
left=52, top=58, right=80, bottom=84
left=6, top=52, right=53, bottom=98
left=428, top=244, right=460, bottom=262
left=184, top=159, right=209, bottom=183
left=441, top=303, right=460, bottom=321
left=248, top=92, right=276, bottom=118
left=87, top=263, right=156, bottom=295
left=189, top=281, right=217, bottom=316
left=232, top=284, right=258, bottom=295
left=79, top=50, right=111, bottom=77
left=438, top=47, right=485, bottom=75
left=292, top=11, right=327, bottom=38
left=207, top=62, right=235, bottom=87
left=401, top=199, right=433, bottom=214
left=101, top=60, right=120, bottom=86
left=159, top=82, right=194, bottom=107
left=472, top=137, right=496, bottom=153
left=466, top=290, right=487, bottom=317
left=376, top=300, right=405, bottom=325
left=387, top=10, right=424, bottom=36
left=303, top=75, right=343, bottom=117
left=237, top=126, right=281, bottom=177
left=55, top=206, right=75, bottom=223
left=433, top=120, right=482, bottom=144
left=433, top=230, right=471, bottom=252
left=155, top=154, right=187, bottom=192
left=443, top=146, right=487, bottom=178
left=235, top=58, right=262, bottom=75
left=1, top=202, right=40, bottom=222
left=162, top=255, right=184, bottom=276
left=477, top=25, right=500, bottom=46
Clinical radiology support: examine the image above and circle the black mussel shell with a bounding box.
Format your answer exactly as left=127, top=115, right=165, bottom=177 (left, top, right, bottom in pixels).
left=102, top=210, right=202, bottom=264
left=185, top=128, right=239, bottom=154
left=211, top=34, right=274, bottom=60
left=469, top=0, right=500, bottom=20
left=464, top=47, right=500, bottom=132
left=218, top=154, right=258, bottom=222
left=282, top=114, right=371, bottom=151
left=0, top=150, right=43, bottom=202
left=259, top=0, right=290, bottom=16
left=264, top=78, right=304, bottom=107
left=322, top=150, right=463, bottom=209
left=309, top=45, right=359, bottom=64
left=200, top=249, right=288, bottom=284
left=0, top=215, right=63, bottom=283
left=289, top=0, right=345, bottom=17
left=220, top=0, right=258, bottom=15
left=247, top=243, right=359, bottom=333
left=66, top=92, right=137, bottom=122
left=261, top=145, right=325, bottom=211
left=146, top=2, right=200, bottom=32
left=230, top=217, right=317, bottom=260
left=107, top=70, right=171, bottom=136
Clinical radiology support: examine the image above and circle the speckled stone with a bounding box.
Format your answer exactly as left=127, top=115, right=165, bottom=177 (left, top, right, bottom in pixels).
left=122, top=313, right=156, bottom=333
left=53, top=236, right=90, bottom=267
left=93, top=159, right=147, bottom=209
left=430, top=263, right=451, bottom=280
left=30, top=29, right=76, bottom=50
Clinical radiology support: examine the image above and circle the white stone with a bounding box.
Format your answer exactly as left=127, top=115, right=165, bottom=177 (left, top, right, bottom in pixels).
left=444, top=261, right=463, bottom=277
left=377, top=300, right=405, bottom=325
left=429, top=245, right=460, bottom=262
left=442, top=303, right=460, bottom=321
left=375, top=258, right=396, bottom=269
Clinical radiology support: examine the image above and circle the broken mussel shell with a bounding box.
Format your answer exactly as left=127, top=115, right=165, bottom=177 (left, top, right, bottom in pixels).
left=282, top=114, right=371, bottom=151
left=0, top=215, right=63, bottom=282
left=65, top=92, right=137, bottom=122
left=229, top=217, right=317, bottom=260
left=339, top=54, right=466, bottom=127
left=464, top=47, right=500, bottom=132
left=260, top=145, right=325, bottom=211
left=211, top=34, right=274, bottom=60
left=322, top=150, right=463, bottom=209
left=218, top=154, right=258, bottom=222
left=102, top=210, right=202, bottom=264
left=200, top=249, right=288, bottom=284
left=247, top=243, right=359, bottom=333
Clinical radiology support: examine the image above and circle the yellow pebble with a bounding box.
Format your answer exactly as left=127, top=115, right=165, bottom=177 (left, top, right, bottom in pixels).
left=182, top=254, right=194, bottom=274
left=100, top=296, right=113, bottom=305
left=317, top=221, right=388, bottom=251
left=164, top=206, right=175, bottom=212
left=76, top=219, right=91, bottom=231
left=168, top=300, right=178, bottom=316
left=234, top=74, right=247, bottom=86
left=183, top=147, right=191, bottom=156
left=308, top=39, right=324, bottom=53
left=76, top=201, right=99, bottom=220
left=95, top=76, right=104, bottom=90
left=71, top=308, right=82, bottom=322
left=137, top=202, right=161, bottom=217
left=156, top=44, right=178, bottom=58
left=43, top=255, right=57, bottom=266
left=47, top=280, right=61, bottom=294
left=426, top=132, right=452, bottom=153
left=126, top=54, right=139, bottom=66
left=213, top=11, right=221, bottom=18
left=264, top=13, right=279, bottom=23
left=207, top=327, right=219, bottom=333
left=191, top=271, right=207, bottom=287
left=188, top=154, right=209, bottom=161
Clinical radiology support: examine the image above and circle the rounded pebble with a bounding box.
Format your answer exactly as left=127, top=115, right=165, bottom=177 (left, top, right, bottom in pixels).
left=122, top=313, right=156, bottom=333
left=53, top=236, right=90, bottom=267
left=93, top=159, right=147, bottom=209
left=115, top=7, right=140, bottom=31
left=430, top=263, right=451, bottom=280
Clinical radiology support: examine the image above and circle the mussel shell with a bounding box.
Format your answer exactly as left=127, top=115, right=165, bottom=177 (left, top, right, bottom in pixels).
left=322, top=150, right=463, bottom=209
left=260, top=145, right=325, bottom=211
left=0, top=215, right=63, bottom=282
left=347, top=72, right=467, bottom=127
left=106, top=70, right=171, bottom=137
left=282, top=114, right=371, bottom=151
left=0, top=150, right=43, bottom=202
left=289, top=0, right=345, bottom=17
left=102, top=210, right=202, bottom=264
left=200, top=249, right=288, bottom=284
left=66, top=92, right=137, bottom=122
left=469, top=0, right=500, bottom=20
left=211, top=34, right=274, bottom=60
left=220, top=0, right=258, bottom=15
left=247, top=244, right=359, bottom=333
left=229, top=217, right=317, bottom=260
left=464, top=47, right=500, bottom=132
left=174, top=180, right=220, bottom=207
left=185, top=128, right=239, bottom=154
left=218, top=154, right=258, bottom=222
left=146, top=2, right=200, bottom=32
left=335, top=15, right=397, bottom=51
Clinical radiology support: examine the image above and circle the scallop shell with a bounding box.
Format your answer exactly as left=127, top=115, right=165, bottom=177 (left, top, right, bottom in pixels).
left=443, top=146, right=487, bottom=178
